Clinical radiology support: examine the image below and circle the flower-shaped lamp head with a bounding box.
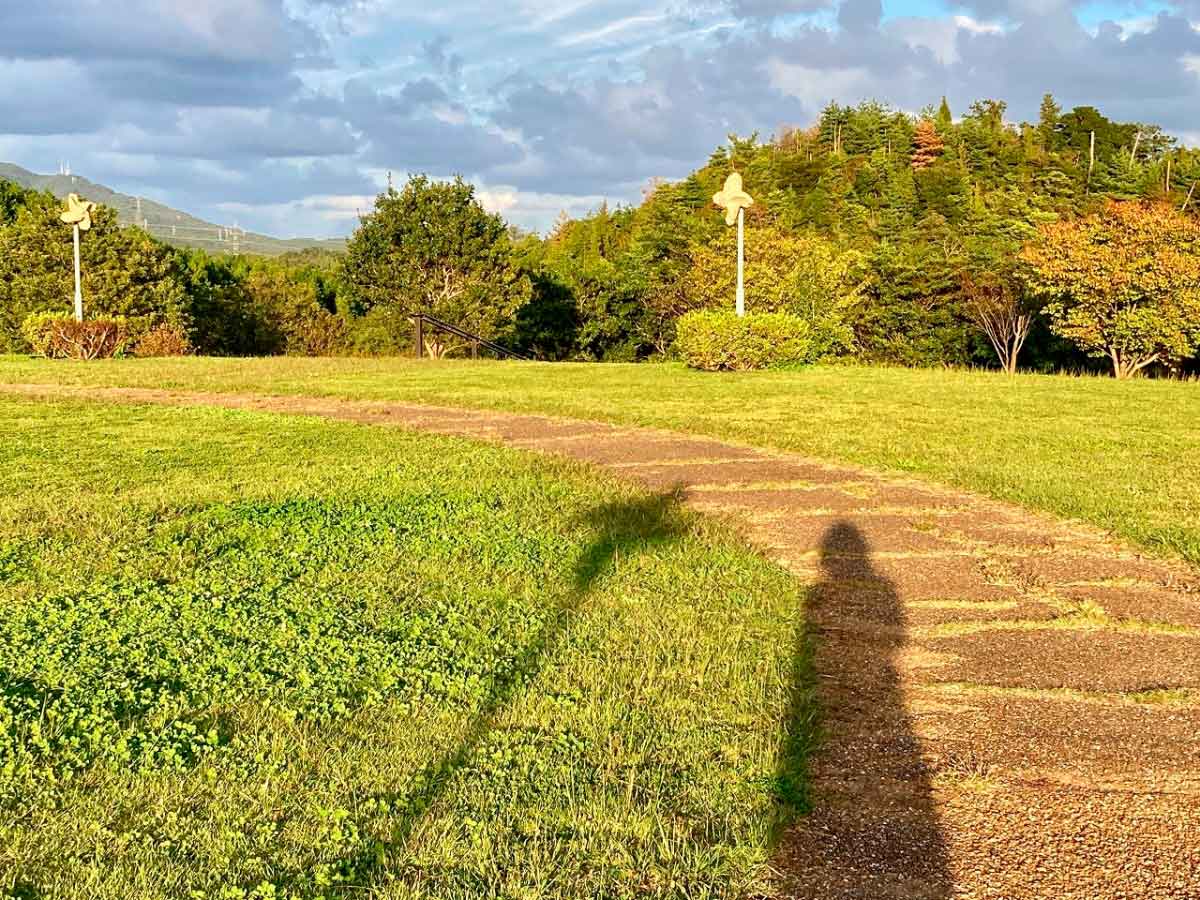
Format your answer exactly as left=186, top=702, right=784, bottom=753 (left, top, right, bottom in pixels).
left=60, top=193, right=97, bottom=232
left=713, top=173, right=753, bottom=227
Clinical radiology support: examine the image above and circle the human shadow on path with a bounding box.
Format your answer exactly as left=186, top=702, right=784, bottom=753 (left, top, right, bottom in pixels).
left=775, top=521, right=952, bottom=899
left=316, top=490, right=691, bottom=892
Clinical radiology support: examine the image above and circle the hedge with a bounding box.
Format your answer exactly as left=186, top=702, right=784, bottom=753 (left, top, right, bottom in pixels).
left=675, top=310, right=818, bottom=371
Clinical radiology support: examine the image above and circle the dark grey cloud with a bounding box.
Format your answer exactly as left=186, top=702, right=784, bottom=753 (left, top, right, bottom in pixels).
left=481, top=2, right=1200, bottom=199
left=0, top=61, right=112, bottom=135
left=337, top=78, right=524, bottom=174
left=128, top=156, right=376, bottom=210
left=397, top=78, right=450, bottom=106
left=88, top=58, right=307, bottom=109
left=484, top=38, right=813, bottom=195
left=0, top=0, right=320, bottom=65
left=118, top=108, right=359, bottom=161
left=2, top=0, right=1198, bottom=235
left=0, top=0, right=331, bottom=114
left=946, top=11, right=1200, bottom=125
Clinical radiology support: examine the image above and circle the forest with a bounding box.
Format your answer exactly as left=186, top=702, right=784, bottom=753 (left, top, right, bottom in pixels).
left=3, top=94, right=1199, bottom=375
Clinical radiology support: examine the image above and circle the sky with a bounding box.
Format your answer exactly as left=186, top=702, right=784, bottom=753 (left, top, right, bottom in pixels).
left=2, top=0, right=1199, bottom=237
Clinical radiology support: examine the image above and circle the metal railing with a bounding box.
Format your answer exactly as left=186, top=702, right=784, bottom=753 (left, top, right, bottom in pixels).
left=412, top=313, right=533, bottom=361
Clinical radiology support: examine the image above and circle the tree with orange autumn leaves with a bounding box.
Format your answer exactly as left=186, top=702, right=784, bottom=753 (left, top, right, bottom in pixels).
left=910, top=120, right=944, bottom=171
left=1020, top=201, right=1200, bottom=378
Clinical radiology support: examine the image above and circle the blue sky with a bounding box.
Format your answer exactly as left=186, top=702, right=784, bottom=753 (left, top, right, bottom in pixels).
left=2, top=1, right=1198, bottom=237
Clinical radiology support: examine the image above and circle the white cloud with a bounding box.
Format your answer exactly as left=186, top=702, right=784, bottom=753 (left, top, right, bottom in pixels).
left=476, top=184, right=611, bottom=231
left=954, top=14, right=1005, bottom=35
left=559, top=13, right=670, bottom=47
left=432, top=104, right=469, bottom=126
left=214, top=193, right=376, bottom=235
left=519, top=0, right=596, bottom=31
left=765, top=59, right=872, bottom=108
left=886, top=14, right=1004, bottom=65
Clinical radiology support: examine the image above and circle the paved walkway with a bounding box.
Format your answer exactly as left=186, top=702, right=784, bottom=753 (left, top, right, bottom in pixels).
left=7, top=384, right=1200, bottom=899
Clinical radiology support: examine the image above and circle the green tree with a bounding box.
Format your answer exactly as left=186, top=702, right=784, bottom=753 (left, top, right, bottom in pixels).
left=235, top=260, right=345, bottom=356
left=936, top=96, right=954, bottom=132
left=341, top=175, right=530, bottom=356
left=177, top=250, right=258, bottom=355
left=1, top=179, right=33, bottom=225
left=1038, top=93, right=1062, bottom=151
left=1058, top=106, right=1138, bottom=165
left=1021, top=201, right=1200, bottom=377
left=961, top=265, right=1035, bottom=374
left=966, top=99, right=1007, bottom=134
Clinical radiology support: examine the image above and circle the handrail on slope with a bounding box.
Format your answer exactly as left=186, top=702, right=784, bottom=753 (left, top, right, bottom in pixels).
left=412, top=312, right=533, bottom=361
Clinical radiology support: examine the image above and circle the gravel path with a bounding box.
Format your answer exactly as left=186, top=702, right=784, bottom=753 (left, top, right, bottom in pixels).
left=7, top=383, right=1199, bottom=899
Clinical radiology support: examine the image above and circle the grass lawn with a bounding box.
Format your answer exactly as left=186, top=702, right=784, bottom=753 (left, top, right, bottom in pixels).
left=3, top=356, right=1199, bottom=566
left=0, top=397, right=811, bottom=899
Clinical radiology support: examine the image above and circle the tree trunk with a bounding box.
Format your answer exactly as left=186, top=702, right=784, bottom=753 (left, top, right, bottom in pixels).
left=977, top=310, right=1031, bottom=376
left=1087, top=131, right=1096, bottom=192
left=1109, top=350, right=1157, bottom=379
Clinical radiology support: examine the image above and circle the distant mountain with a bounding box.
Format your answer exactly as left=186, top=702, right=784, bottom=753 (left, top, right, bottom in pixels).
left=0, top=163, right=346, bottom=257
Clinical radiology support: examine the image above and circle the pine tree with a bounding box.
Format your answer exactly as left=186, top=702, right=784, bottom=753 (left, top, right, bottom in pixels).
left=1038, top=93, right=1062, bottom=151
left=819, top=102, right=849, bottom=155
left=936, top=97, right=953, bottom=131
left=911, top=120, right=945, bottom=171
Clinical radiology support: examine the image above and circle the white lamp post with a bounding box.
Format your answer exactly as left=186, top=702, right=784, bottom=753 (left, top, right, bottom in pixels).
left=60, top=193, right=96, bottom=322
left=712, top=173, right=754, bottom=317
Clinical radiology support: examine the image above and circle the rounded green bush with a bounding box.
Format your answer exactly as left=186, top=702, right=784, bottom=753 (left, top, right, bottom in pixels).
left=675, top=309, right=817, bottom=371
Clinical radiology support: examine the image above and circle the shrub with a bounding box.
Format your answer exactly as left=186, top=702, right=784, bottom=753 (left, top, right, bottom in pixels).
left=20, top=311, right=73, bottom=357
left=132, top=324, right=193, bottom=358
left=282, top=307, right=348, bottom=356
left=21, top=312, right=128, bottom=359
left=683, top=228, right=865, bottom=329
left=675, top=310, right=817, bottom=371
left=343, top=306, right=411, bottom=357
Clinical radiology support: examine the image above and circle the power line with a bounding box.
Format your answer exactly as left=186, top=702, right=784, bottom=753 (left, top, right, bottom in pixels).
left=123, top=215, right=333, bottom=256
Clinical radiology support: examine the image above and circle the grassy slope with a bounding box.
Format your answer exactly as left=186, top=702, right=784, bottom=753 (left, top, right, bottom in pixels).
left=0, top=398, right=811, bottom=899
left=2, top=356, right=1198, bottom=566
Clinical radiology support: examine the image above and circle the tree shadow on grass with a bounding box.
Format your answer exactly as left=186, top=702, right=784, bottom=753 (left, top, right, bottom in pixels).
left=310, top=489, right=692, bottom=894
left=774, top=521, right=952, bottom=899
left=569, top=488, right=690, bottom=593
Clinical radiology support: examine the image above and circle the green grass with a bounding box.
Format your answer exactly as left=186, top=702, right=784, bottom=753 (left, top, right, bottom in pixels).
left=3, top=356, right=1199, bottom=565
left=0, top=398, right=813, bottom=900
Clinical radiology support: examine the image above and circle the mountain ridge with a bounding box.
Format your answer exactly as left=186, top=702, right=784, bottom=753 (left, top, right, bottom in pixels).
left=0, top=163, right=346, bottom=257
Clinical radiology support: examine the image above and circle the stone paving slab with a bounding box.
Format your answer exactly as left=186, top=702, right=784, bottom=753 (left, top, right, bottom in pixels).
left=926, top=628, right=1200, bottom=693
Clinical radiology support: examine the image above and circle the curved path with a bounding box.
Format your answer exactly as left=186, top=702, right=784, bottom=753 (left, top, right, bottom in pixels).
left=6, top=384, right=1200, bottom=899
